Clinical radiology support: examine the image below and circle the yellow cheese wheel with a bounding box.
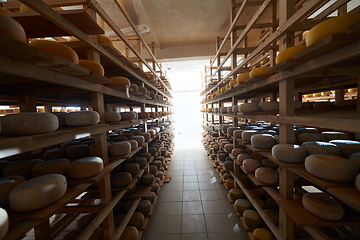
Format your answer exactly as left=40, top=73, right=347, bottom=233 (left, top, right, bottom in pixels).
left=0, top=12, right=27, bottom=43
left=275, top=45, right=307, bottom=64
left=321, top=91, right=332, bottom=96
left=19, top=4, right=34, bottom=12
left=9, top=174, right=67, bottom=212
left=68, top=156, right=103, bottom=179
left=303, top=93, right=313, bottom=98
left=0, top=176, right=26, bottom=207
left=3, top=159, right=43, bottom=179
left=312, top=92, right=321, bottom=97
left=306, top=12, right=360, bottom=46
left=253, top=228, right=275, bottom=240
left=302, top=193, right=344, bottom=220
left=31, top=159, right=70, bottom=177
left=261, top=57, right=270, bottom=65
left=109, top=76, right=131, bottom=89
left=78, top=60, right=104, bottom=76
left=0, top=207, right=8, bottom=239
left=243, top=210, right=263, bottom=227
left=97, top=34, right=112, bottom=46
left=229, top=78, right=237, bottom=87
left=235, top=199, right=251, bottom=213
left=255, top=167, right=278, bottom=184
left=0, top=7, right=11, bottom=13
left=348, top=88, right=358, bottom=93
left=249, top=66, right=275, bottom=78
left=237, top=72, right=250, bottom=83
left=29, top=40, right=79, bottom=64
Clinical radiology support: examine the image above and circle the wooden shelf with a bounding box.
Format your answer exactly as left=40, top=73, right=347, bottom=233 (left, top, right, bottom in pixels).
left=260, top=152, right=304, bottom=169
left=327, top=187, right=360, bottom=213
left=246, top=144, right=272, bottom=153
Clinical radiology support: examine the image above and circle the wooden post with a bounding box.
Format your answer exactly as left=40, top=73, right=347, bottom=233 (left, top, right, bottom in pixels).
left=232, top=96, right=238, bottom=127
left=18, top=95, right=37, bottom=112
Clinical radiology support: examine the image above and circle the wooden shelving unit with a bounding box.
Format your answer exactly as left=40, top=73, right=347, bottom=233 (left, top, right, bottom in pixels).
left=0, top=0, right=173, bottom=239
left=201, top=1, right=360, bottom=240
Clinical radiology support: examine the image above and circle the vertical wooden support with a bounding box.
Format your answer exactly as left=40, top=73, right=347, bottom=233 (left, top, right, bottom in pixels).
left=34, top=219, right=51, bottom=240
left=18, top=95, right=37, bottom=112
left=218, top=101, right=223, bottom=124
left=216, top=37, right=222, bottom=82
left=232, top=96, right=238, bottom=127
left=335, top=89, right=345, bottom=102
left=230, top=0, right=237, bottom=80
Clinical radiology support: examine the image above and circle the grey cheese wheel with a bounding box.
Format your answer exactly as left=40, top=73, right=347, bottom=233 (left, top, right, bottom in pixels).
left=127, top=139, right=138, bottom=151
left=329, top=140, right=360, bottom=158
left=120, top=112, right=137, bottom=121
left=64, top=111, right=100, bottom=127
left=301, top=141, right=340, bottom=156
left=251, top=134, right=275, bottom=149
left=272, top=144, right=307, bottom=163
left=1, top=112, right=58, bottom=136
left=302, top=193, right=344, bottom=221
left=9, top=174, right=67, bottom=212
left=258, top=101, right=279, bottom=111
left=105, top=111, right=121, bottom=123
left=68, top=156, right=103, bottom=179
left=109, top=141, right=131, bottom=156
left=239, top=102, right=259, bottom=112
left=297, top=133, right=326, bottom=144
left=130, top=135, right=145, bottom=146
left=242, top=130, right=259, bottom=141
left=349, top=153, right=360, bottom=171
left=321, top=131, right=350, bottom=141
left=52, top=112, right=67, bottom=127
left=112, top=172, right=132, bottom=188
left=136, top=200, right=151, bottom=214
left=32, top=158, right=71, bottom=177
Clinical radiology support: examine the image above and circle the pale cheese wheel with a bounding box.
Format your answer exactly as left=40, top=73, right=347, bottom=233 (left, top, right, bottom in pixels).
left=259, top=101, right=279, bottom=111
left=78, top=60, right=104, bottom=76
left=32, top=159, right=70, bottom=178
left=232, top=105, right=239, bottom=113
left=321, top=131, right=350, bottom=141
left=0, top=12, right=26, bottom=43
left=123, top=163, right=140, bottom=176
left=66, top=144, right=89, bottom=158
left=242, top=159, right=262, bottom=172
left=144, top=191, right=156, bottom=203
left=272, top=144, right=307, bottom=163
left=120, top=112, right=137, bottom=121
left=233, top=129, right=244, bottom=138
left=142, top=174, right=155, bottom=185
left=255, top=167, right=278, bottom=184
left=105, top=111, right=121, bottom=123
left=305, top=154, right=358, bottom=182
left=52, top=112, right=67, bottom=127
left=239, top=102, right=259, bottom=112
left=329, top=140, right=360, bottom=158
left=261, top=158, right=279, bottom=170
left=251, top=134, right=275, bottom=149
left=129, top=135, right=145, bottom=146
left=302, top=193, right=344, bottom=220
left=0, top=175, right=26, bottom=207
left=242, top=130, right=259, bottom=141
left=297, top=133, right=326, bottom=144
left=109, top=141, right=131, bottom=156
left=356, top=174, right=360, bottom=192
left=29, top=40, right=79, bottom=64
left=1, top=112, right=58, bottom=136
left=0, top=207, right=8, bottom=239
left=68, top=156, right=103, bottom=179
left=231, top=148, right=244, bottom=158
left=109, top=77, right=131, bottom=89
left=301, top=141, right=340, bottom=156
left=127, top=139, right=138, bottom=151
left=112, top=172, right=132, bottom=188
left=227, top=127, right=240, bottom=136
left=295, top=127, right=318, bottom=137
left=349, top=153, right=360, bottom=171
left=275, top=45, right=307, bottom=64
left=64, top=111, right=99, bottom=127
left=137, top=199, right=151, bottom=213
left=43, top=148, right=66, bottom=160
left=237, top=153, right=252, bottom=163
left=3, top=159, right=43, bottom=179
left=129, top=212, right=144, bottom=229
left=9, top=174, right=67, bottom=212
left=133, top=157, right=147, bottom=168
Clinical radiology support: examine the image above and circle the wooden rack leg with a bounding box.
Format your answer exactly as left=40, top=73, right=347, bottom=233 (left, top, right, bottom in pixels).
left=34, top=219, right=51, bottom=240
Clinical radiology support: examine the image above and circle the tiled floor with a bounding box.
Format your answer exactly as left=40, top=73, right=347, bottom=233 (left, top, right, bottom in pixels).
left=142, top=142, right=249, bottom=240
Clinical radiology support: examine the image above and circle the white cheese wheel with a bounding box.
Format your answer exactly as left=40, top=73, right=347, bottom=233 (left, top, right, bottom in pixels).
left=329, top=140, right=360, bottom=158
left=239, top=102, right=259, bottom=112
left=52, top=112, right=67, bottom=127
left=32, top=159, right=70, bottom=177
left=302, top=193, right=344, bottom=220
left=109, top=141, right=131, bottom=156
left=120, top=112, right=137, bottom=121
left=242, top=130, right=259, bottom=141
left=349, top=153, right=360, bottom=171
left=232, top=105, right=239, bottom=113
left=64, top=111, right=99, bottom=127
left=0, top=207, right=8, bottom=239
left=259, top=101, right=279, bottom=111
left=227, top=106, right=233, bottom=113
left=68, top=156, right=103, bottom=179
left=242, top=159, right=262, bottom=172
left=3, top=159, right=44, bottom=179
left=301, top=141, right=340, bottom=156
left=321, top=131, right=350, bottom=141
left=255, top=167, right=278, bottom=184
left=356, top=174, right=360, bottom=192
left=105, top=111, right=121, bottom=123
left=305, top=154, right=358, bottom=182
left=0, top=175, right=26, bottom=207
left=272, top=144, right=307, bottom=163
left=9, top=174, right=67, bottom=212
left=233, top=129, right=244, bottom=138
left=297, top=133, right=326, bottom=144
left=251, top=134, right=275, bottom=149
left=43, top=148, right=66, bottom=160
left=66, top=144, right=89, bottom=158
left=1, top=112, right=58, bottom=136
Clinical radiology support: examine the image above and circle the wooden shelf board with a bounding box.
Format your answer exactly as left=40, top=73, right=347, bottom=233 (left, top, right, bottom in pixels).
left=290, top=168, right=355, bottom=189
left=107, top=120, right=141, bottom=130
left=78, top=73, right=112, bottom=84
left=9, top=10, right=104, bottom=38
left=35, top=55, right=90, bottom=76
left=245, top=76, right=272, bottom=84
left=121, top=184, right=152, bottom=200
left=247, top=144, right=272, bottom=153
left=278, top=199, right=360, bottom=227
left=248, top=173, right=278, bottom=187
left=139, top=217, right=149, bottom=231
left=268, top=59, right=304, bottom=72
left=327, top=187, right=360, bottom=213
left=260, top=152, right=304, bottom=169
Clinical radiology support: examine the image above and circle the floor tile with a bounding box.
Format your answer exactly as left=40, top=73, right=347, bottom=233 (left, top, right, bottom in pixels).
left=202, top=200, right=226, bottom=214
left=181, top=233, right=208, bottom=240
left=200, top=190, right=220, bottom=201
left=183, top=169, right=197, bottom=176
left=166, top=182, right=183, bottom=191
left=157, top=215, right=182, bottom=234
left=142, top=234, right=181, bottom=240
left=182, top=201, right=203, bottom=214
left=183, top=190, right=201, bottom=201
left=164, top=191, right=183, bottom=202
left=204, top=214, right=234, bottom=233
left=208, top=233, right=237, bottom=240
left=183, top=176, right=198, bottom=182
left=199, top=181, right=217, bottom=190
left=159, top=201, right=182, bottom=215
left=183, top=182, right=199, bottom=191
left=181, top=215, right=206, bottom=233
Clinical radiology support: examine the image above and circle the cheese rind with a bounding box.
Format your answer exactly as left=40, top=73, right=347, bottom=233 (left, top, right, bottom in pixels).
left=302, top=193, right=344, bottom=220
left=251, top=134, right=275, bottom=149
left=272, top=144, right=307, bottom=163
left=329, top=140, right=360, bottom=158
left=78, top=60, right=104, bottom=76
left=32, top=159, right=70, bottom=177
left=68, top=156, right=103, bottom=179
left=9, top=174, right=67, bottom=212
left=105, top=111, right=121, bottom=123
left=64, top=111, right=99, bottom=127
left=3, top=159, right=44, bottom=179
left=255, top=167, right=279, bottom=184
left=0, top=13, right=27, bottom=43
left=109, top=141, right=131, bottom=156
left=301, top=141, right=340, bottom=156
left=0, top=207, right=8, bottom=239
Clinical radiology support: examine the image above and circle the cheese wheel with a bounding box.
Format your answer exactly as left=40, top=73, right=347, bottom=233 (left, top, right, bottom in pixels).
left=275, top=45, right=307, bottom=64
left=0, top=207, right=8, bottom=239
left=297, top=133, right=326, bottom=144
left=259, top=101, right=279, bottom=111
left=233, top=129, right=245, bottom=138
left=251, top=134, right=275, bottom=149
left=138, top=112, right=150, bottom=119
left=9, top=174, right=67, bottom=212
left=295, top=127, right=318, bottom=137
left=120, top=112, right=137, bottom=121
left=3, top=159, right=43, bottom=179
left=224, top=143, right=234, bottom=152
left=32, top=159, right=70, bottom=177
left=305, top=154, right=358, bottom=182
left=137, top=200, right=151, bottom=213
left=239, top=102, right=259, bottom=112
left=105, top=111, right=121, bottom=123
left=261, top=158, right=279, bottom=170
left=235, top=199, right=251, bottom=213
left=144, top=191, right=156, bottom=203
left=138, top=152, right=151, bottom=161
left=43, top=148, right=66, bottom=160
left=127, top=139, right=138, bottom=151
left=68, top=156, right=103, bottom=179
left=243, top=210, right=263, bottom=227
left=0, top=7, right=11, bottom=13
left=242, top=159, right=262, bottom=172
left=61, top=140, right=82, bottom=150
left=129, top=135, right=145, bottom=146
left=227, top=127, right=240, bottom=136
left=141, top=174, right=155, bottom=185
left=255, top=167, right=278, bottom=184
left=253, top=228, right=275, bottom=240
left=123, top=163, right=140, bottom=176
left=129, top=212, right=144, bottom=229
left=321, top=131, right=350, bottom=141
left=120, top=226, right=138, bottom=240
left=264, top=209, right=279, bottom=226
left=302, top=193, right=344, bottom=220
left=109, top=76, right=131, bottom=89
left=77, top=213, right=97, bottom=230
left=306, top=12, right=360, bottom=46
left=98, top=34, right=112, bottom=46
left=272, top=144, right=307, bottom=163
left=242, top=130, right=259, bottom=141
left=237, top=72, right=250, bottom=82
left=29, top=40, right=79, bottom=64
left=78, top=60, right=104, bottom=76
left=249, top=66, right=275, bottom=78
left=66, top=144, right=89, bottom=158
left=349, top=153, right=360, bottom=171
left=229, top=79, right=237, bottom=87
left=301, top=141, right=340, bottom=156
left=112, top=172, right=132, bottom=188
left=109, top=141, right=131, bottom=156
left=329, top=140, right=360, bottom=158
left=1, top=112, right=58, bottom=136
left=227, top=106, right=233, bottom=113
left=232, top=148, right=244, bottom=158
left=0, top=12, right=26, bottom=43
left=64, top=111, right=99, bottom=127
left=356, top=174, right=360, bottom=192
left=237, top=153, right=252, bottom=163
left=50, top=112, right=67, bottom=127
left=0, top=176, right=26, bottom=207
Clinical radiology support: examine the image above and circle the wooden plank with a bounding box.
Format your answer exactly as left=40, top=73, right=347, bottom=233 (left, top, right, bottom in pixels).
left=121, top=184, right=151, bottom=200
left=8, top=10, right=104, bottom=38
left=246, top=144, right=272, bottom=153
left=268, top=59, right=304, bottom=72
left=2, top=0, right=88, bottom=10
left=78, top=73, right=112, bottom=84
left=248, top=173, right=278, bottom=186
left=260, top=152, right=304, bottom=169
left=327, top=187, right=360, bottom=213
left=278, top=199, right=360, bottom=227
